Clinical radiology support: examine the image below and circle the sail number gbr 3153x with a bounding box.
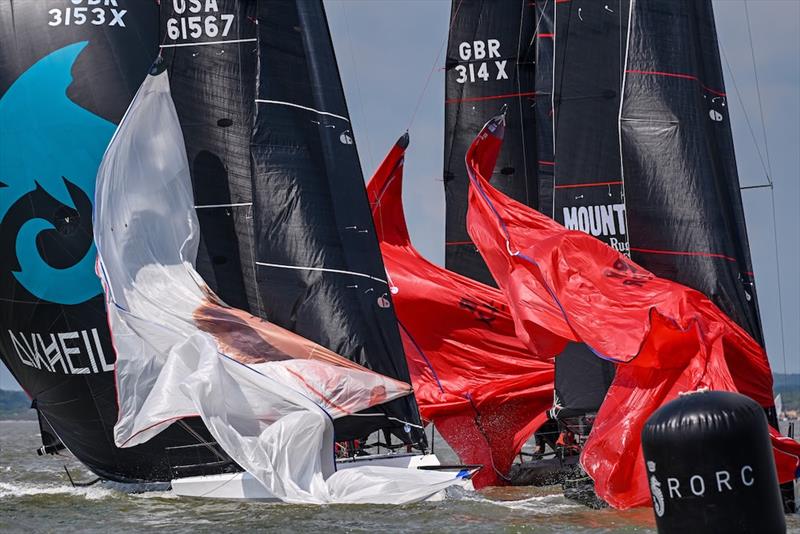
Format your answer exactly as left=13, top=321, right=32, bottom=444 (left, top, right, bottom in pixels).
left=48, top=1, right=127, bottom=28
left=454, top=40, right=509, bottom=84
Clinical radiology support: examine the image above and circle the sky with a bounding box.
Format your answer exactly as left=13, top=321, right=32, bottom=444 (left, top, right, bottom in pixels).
left=1, top=0, right=799, bottom=390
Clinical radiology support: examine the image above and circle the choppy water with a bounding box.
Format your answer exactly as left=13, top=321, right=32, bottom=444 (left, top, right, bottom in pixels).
left=0, top=420, right=790, bottom=533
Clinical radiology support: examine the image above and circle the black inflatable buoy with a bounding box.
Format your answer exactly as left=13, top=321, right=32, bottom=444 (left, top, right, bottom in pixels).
left=642, top=390, right=786, bottom=534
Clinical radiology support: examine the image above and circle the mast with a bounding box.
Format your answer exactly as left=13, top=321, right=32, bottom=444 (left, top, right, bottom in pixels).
left=443, top=0, right=538, bottom=285
left=249, top=0, right=424, bottom=444
left=620, top=0, right=764, bottom=344
left=0, top=0, right=209, bottom=482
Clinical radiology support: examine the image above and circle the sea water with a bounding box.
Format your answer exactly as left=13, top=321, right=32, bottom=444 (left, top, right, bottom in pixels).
left=0, top=420, right=792, bottom=533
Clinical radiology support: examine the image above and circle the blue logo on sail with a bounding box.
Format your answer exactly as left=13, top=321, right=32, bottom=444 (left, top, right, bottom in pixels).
left=0, top=42, right=115, bottom=305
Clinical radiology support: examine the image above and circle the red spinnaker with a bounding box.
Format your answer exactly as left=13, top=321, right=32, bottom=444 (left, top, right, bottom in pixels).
left=465, top=114, right=799, bottom=508
left=366, top=134, right=565, bottom=488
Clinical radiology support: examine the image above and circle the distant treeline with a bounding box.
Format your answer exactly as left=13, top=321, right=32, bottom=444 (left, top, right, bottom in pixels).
left=766, top=374, right=800, bottom=412
left=0, top=389, right=33, bottom=419
left=2, top=374, right=799, bottom=419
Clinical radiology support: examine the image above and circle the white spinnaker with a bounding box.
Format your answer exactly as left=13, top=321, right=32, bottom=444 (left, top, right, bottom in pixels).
left=94, top=70, right=464, bottom=504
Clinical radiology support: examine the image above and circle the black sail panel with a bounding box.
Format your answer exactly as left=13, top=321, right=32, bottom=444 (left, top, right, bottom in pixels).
left=0, top=1, right=209, bottom=482
left=533, top=0, right=555, bottom=219
left=553, top=0, right=630, bottom=255
left=160, top=0, right=260, bottom=315
left=620, top=0, right=764, bottom=342
left=444, top=0, right=538, bottom=284
left=250, top=0, right=423, bottom=442
left=548, top=1, right=629, bottom=416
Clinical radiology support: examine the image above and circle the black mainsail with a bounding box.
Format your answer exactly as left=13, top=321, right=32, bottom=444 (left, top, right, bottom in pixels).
left=160, top=0, right=424, bottom=445
left=552, top=0, right=630, bottom=256
left=161, top=0, right=259, bottom=315
left=548, top=1, right=629, bottom=419
left=250, top=0, right=423, bottom=443
left=0, top=1, right=208, bottom=482
left=620, top=0, right=764, bottom=343
left=444, top=0, right=538, bottom=285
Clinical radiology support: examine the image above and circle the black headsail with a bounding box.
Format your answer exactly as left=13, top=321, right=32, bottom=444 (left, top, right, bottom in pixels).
left=620, top=0, right=764, bottom=344
left=444, top=0, right=538, bottom=285
left=548, top=1, right=629, bottom=418
left=0, top=1, right=209, bottom=482
left=249, top=0, right=424, bottom=444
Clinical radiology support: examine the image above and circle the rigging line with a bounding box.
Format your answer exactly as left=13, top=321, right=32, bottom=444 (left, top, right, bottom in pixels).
left=338, top=0, right=375, bottom=173
left=768, top=183, right=789, bottom=377
left=406, top=0, right=464, bottom=131
left=177, top=420, right=228, bottom=462
left=719, top=46, right=771, bottom=184
left=734, top=3, right=787, bottom=377
left=743, top=0, right=774, bottom=180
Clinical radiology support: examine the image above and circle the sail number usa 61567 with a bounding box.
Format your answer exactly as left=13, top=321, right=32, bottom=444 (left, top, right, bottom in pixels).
left=166, top=0, right=234, bottom=41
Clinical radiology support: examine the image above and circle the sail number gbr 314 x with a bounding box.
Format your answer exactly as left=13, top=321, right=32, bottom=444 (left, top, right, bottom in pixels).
left=454, top=39, right=509, bottom=84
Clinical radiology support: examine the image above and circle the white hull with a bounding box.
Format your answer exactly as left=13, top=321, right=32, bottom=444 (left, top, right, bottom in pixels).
left=171, top=452, right=461, bottom=501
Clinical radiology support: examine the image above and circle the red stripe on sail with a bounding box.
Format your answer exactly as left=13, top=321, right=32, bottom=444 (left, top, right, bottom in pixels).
left=445, top=91, right=537, bottom=104
left=625, top=69, right=726, bottom=96
left=630, top=247, right=739, bottom=264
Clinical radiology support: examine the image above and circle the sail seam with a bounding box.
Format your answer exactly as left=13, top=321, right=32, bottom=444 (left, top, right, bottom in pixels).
left=254, top=261, right=388, bottom=285
left=254, top=99, right=349, bottom=122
